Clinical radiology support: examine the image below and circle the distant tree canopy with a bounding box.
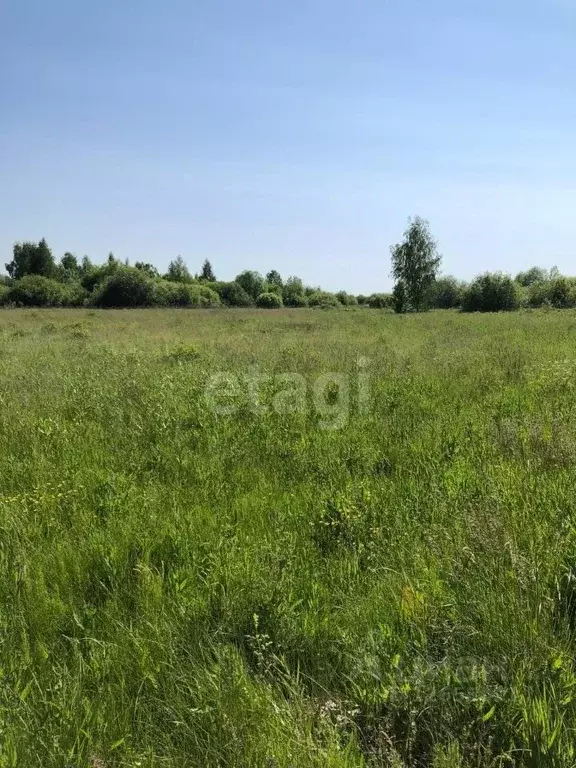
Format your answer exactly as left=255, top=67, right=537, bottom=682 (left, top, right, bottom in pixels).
left=235, top=271, right=266, bottom=300
left=461, top=273, right=520, bottom=313
left=515, top=266, right=549, bottom=287
left=425, top=276, right=464, bottom=310
left=266, top=270, right=283, bottom=288
left=135, top=262, right=160, bottom=279
left=282, top=276, right=306, bottom=306
left=5, top=239, right=57, bottom=280
left=1, top=235, right=574, bottom=313
left=165, top=256, right=192, bottom=283
left=200, top=259, right=216, bottom=282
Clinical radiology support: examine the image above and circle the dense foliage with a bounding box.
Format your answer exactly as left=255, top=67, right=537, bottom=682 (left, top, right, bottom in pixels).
left=3, top=237, right=576, bottom=313
left=390, top=217, right=441, bottom=311
left=461, top=273, right=520, bottom=313
left=256, top=291, right=283, bottom=308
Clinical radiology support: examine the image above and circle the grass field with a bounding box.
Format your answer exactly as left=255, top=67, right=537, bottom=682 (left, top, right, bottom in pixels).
left=2, top=307, right=576, bottom=767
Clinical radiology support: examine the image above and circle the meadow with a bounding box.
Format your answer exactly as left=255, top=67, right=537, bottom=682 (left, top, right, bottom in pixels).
left=2, top=307, right=576, bottom=767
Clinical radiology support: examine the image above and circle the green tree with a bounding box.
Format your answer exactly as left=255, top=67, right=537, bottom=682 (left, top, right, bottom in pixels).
left=91, top=267, right=156, bottom=308
left=235, top=270, right=265, bottom=300
left=200, top=259, right=216, bottom=281
left=80, top=256, right=93, bottom=276
left=461, top=273, right=519, bottom=312
left=61, top=252, right=79, bottom=273
left=5, top=239, right=57, bottom=280
left=515, top=266, right=548, bottom=287
left=282, top=276, right=305, bottom=306
left=425, top=275, right=464, bottom=309
left=80, top=255, right=121, bottom=292
left=135, top=262, right=160, bottom=278
left=56, top=252, right=81, bottom=282
left=7, top=275, right=66, bottom=306
left=368, top=293, right=392, bottom=309
left=390, top=217, right=441, bottom=311
left=266, top=270, right=283, bottom=288
left=219, top=281, right=253, bottom=307
left=335, top=291, right=357, bottom=306
left=165, top=256, right=192, bottom=283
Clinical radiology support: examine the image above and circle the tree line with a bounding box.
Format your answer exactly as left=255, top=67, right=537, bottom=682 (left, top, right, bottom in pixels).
left=1, top=221, right=575, bottom=312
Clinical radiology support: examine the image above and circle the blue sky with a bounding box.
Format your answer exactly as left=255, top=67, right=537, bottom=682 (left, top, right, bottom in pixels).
left=2, top=0, right=575, bottom=292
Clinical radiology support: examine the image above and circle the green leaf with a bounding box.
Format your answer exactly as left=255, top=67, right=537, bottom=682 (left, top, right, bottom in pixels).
left=482, top=706, right=496, bottom=722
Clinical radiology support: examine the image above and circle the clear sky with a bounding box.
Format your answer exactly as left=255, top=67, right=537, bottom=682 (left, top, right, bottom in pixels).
left=1, top=0, right=575, bottom=293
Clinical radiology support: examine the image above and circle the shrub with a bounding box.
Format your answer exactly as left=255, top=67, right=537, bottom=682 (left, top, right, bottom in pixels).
left=335, top=291, right=358, bottom=306
left=515, top=266, right=549, bottom=286
left=235, top=271, right=266, bottom=300
left=256, top=292, right=283, bottom=309
left=284, top=292, right=308, bottom=307
left=282, top=276, right=306, bottom=306
left=307, top=291, right=339, bottom=308
left=80, top=256, right=121, bottom=292
left=217, top=281, right=254, bottom=307
left=527, top=280, right=552, bottom=308
left=367, top=293, right=392, bottom=309
left=426, top=276, right=464, bottom=309
left=187, top=285, right=220, bottom=307
left=0, top=284, right=9, bottom=306
left=91, top=268, right=155, bottom=308
left=461, top=272, right=520, bottom=312
left=61, top=281, right=89, bottom=307
left=549, top=277, right=576, bottom=309
left=522, top=277, right=576, bottom=309
left=7, top=275, right=66, bottom=307
left=154, top=281, right=221, bottom=308
left=154, top=281, right=192, bottom=307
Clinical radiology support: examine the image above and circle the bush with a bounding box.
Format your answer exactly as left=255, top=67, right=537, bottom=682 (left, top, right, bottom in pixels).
left=153, top=281, right=191, bottom=307
left=549, top=277, right=576, bottom=309
left=307, top=291, right=339, bottom=308
left=256, top=292, right=283, bottom=309
left=522, top=277, right=576, bottom=309
left=367, top=293, right=392, bottom=309
left=284, top=292, right=308, bottom=307
left=61, top=281, right=89, bottom=307
left=282, top=277, right=306, bottom=306
left=515, top=266, right=549, bottom=286
left=235, top=271, right=266, bottom=300
left=217, top=281, right=254, bottom=307
left=527, top=280, right=551, bottom=308
left=154, top=281, right=221, bottom=308
left=264, top=282, right=283, bottom=296
left=80, top=258, right=121, bottom=293
left=7, top=275, right=67, bottom=307
left=335, top=291, right=358, bottom=306
left=461, top=273, right=520, bottom=313
left=0, top=284, right=10, bottom=306
left=186, top=284, right=221, bottom=307
left=91, top=268, right=155, bottom=308
left=426, top=276, right=464, bottom=309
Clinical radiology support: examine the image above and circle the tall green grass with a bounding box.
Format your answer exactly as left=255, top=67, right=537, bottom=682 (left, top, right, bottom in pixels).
left=2, top=308, right=576, bottom=766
